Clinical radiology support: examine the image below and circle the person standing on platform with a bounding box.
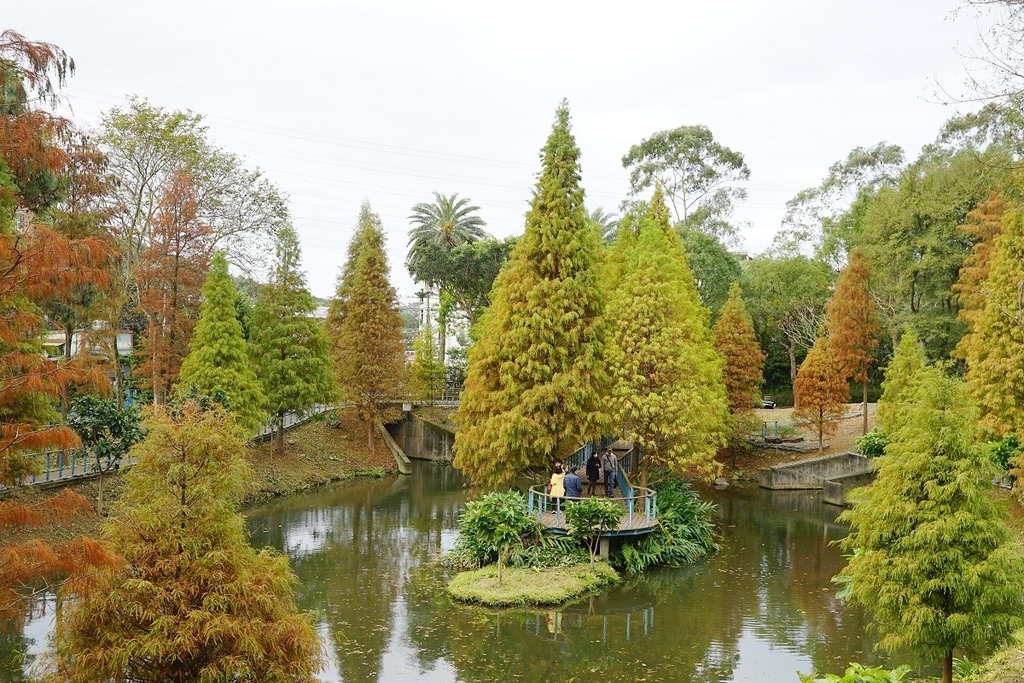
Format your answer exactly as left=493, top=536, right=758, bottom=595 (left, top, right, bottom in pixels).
left=564, top=465, right=583, bottom=500
left=600, top=448, right=618, bottom=498
left=586, top=451, right=601, bottom=496
left=549, top=464, right=566, bottom=509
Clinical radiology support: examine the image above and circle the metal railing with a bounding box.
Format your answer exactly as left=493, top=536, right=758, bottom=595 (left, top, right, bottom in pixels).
left=526, top=484, right=658, bottom=530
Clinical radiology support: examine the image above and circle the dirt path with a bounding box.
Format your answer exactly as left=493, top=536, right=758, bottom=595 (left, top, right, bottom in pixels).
left=724, top=402, right=877, bottom=479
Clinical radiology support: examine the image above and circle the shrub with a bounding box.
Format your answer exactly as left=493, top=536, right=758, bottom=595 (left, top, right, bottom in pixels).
left=618, top=477, right=717, bottom=574
left=450, top=490, right=537, bottom=584
left=990, top=434, right=1021, bottom=473
left=564, top=497, right=621, bottom=568
left=856, top=430, right=890, bottom=457
left=798, top=663, right=911, bottom=682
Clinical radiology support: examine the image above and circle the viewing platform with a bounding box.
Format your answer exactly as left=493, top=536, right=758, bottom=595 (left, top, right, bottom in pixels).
left=526, top=485, right=659, bottom=537
left=526, top=440, right=659, bottom=537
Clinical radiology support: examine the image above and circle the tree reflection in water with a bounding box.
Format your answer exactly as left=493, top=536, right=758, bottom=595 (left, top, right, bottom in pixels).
left=4, top=461, right=938, bottom=681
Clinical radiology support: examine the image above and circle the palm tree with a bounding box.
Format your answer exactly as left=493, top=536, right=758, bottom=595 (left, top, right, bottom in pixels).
left=406, top=192, right=488, bottom=268
left=406, top=192, right=488, bottom=367
left=587, top=206, right=619, bottom=244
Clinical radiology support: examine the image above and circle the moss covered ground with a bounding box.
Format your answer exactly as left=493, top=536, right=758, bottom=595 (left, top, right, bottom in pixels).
left=447, top=562, right=619, bottom=607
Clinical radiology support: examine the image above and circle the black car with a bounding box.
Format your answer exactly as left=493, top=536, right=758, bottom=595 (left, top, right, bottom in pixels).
left=762, top=396, right=776, bottom=409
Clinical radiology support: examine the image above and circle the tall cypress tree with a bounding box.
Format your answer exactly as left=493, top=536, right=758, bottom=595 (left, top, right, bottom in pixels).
left=838, top=366, right=1024, bottom=683
left=826, top=247, right=879, bottom=434
left=960, top=206, right=1024, bottom=445
left=605, top=193, right=729, bottom=487
left=793, top=336, right=848, bottom=452
left=454, top=101, right=608, bottom=487
left=326, top=202, right=407, bottom=449
left=53, top=402, right=323, bottom=681
left=713, top=281, right=765, bottom=416
left=249, top=226, right=336, bottom=453
left=177, top=251, right=267, bottom=433
left=876, top=329, right=927, bottom=435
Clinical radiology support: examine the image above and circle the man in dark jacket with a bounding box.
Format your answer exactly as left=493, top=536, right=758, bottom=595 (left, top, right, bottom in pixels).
left=600, top=448, right=618, bottom=498
left=586, top=451, right=601, bottom=496
left=564, top=466, right=583, bottom=499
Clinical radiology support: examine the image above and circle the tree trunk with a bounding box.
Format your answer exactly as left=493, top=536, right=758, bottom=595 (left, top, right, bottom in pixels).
left=862, top=381, right=869, bottom=435
left=97, top=468, right=104, bottom=516
left=942, top=649, right=953, bottom=683
left=817, top=408, right=824, bottom=452
left=275, top=411, right=285, bottom=454
left=788, top=339, right=798, bottom=387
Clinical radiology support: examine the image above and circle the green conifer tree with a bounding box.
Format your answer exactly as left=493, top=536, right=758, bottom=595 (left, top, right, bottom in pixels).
left=837, top=366, right=1024, bottom=683
left=326, top=202, right=407, bottom=449
left=793, top=337, right=848, bottom=452
left=960, top=206, right=1024, bottom=443
left=249, top=226, right=336, bottom=452
left=52, top=402, right=323, bottom=682
left=713, top=282, right=765, bottom=415
left=454, top=101, right=608, bottom=487
left=177, top=251, right=267, bottom=433
left=605, top=193, right=729, bottom=487
left=410, top=317, right=445, bottom=404
left=876, top=329, right=927, bottom=435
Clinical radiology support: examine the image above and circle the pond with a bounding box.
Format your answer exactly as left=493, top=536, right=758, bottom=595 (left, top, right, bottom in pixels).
left=2, top=461, right=930, bottom=681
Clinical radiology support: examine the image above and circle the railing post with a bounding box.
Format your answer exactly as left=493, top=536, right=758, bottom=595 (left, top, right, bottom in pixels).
left=45, top=452, right=51, bottom=482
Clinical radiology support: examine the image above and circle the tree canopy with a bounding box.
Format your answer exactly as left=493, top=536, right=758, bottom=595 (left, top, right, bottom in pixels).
left=454, top=101, right=608, bottom=487
left=52, top=401, right=323, bottom=682
left=621, top=124, right=749, bottom=242
left=249, top=225, right=336, bottom=452
left=605, top=195, right=729, bottom=486
left=838, top=365, right=1024, bottom=683
left=177, top=250, right=267, bottom=433
left=326, top=202, right=408, bottom=449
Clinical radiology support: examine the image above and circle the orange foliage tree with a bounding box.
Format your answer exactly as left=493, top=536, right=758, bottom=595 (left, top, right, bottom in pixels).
left=826, top=247, right=879, bottom=434
left=136, top=171, right=212, bottom=404
left=0, top=30, right=76, bottom=212
left=793, top=337, right=849, bottom=452
left=1, top=31, right=119, bottom=620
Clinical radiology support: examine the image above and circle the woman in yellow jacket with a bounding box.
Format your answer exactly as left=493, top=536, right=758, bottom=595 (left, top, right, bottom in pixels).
left=549, top=464, right=566, bottom=510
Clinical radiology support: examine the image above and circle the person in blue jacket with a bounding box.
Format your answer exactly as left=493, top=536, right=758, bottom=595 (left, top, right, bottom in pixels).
left=564, top=465, right=583, bottom=500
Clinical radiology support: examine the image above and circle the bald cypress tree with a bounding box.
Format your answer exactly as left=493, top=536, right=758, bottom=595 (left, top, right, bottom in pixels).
left=454, top=101, right=608, bottom=487
left=876, top=329, right=927, bottom=436
left=249, top=226, right=336, bottom=453
left=605, top=193, right=729, bottom=487
left=326, top=202, right=407, bottom=449
left=793, top=337, right=848, bottom=452
left=826, top=247, right=879, bottom=435
left=53, top=402, right=323, bottom=682
left=177, top=251, right=267, bottom=434
left=960, top=206, right=1024, bottom=445
left=838, top=366, right=1024, bottom=683
left=713, top=281, right=765, bottom=416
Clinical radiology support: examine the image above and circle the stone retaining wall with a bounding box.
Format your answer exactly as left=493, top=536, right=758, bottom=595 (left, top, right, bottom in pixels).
left=386, top=412, right=455, bottom=462
left=759, top=452, right=874, bottom=491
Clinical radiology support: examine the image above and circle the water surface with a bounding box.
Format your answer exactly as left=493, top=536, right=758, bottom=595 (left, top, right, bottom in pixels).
left=4, top=462, right=926, bottom=681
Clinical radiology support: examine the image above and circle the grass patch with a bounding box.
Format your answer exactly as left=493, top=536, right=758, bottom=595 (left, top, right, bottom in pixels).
left=447, top=561, right=618, bottom=607
left=972, top=628, right=1024, bottom=683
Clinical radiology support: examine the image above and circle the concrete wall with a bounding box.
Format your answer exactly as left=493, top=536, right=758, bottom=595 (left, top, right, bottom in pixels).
left=760, top=452, right=873, bottom=490
left=822, top=471, right=876, bottom=506
left=386, top=412, right=455, bottom=462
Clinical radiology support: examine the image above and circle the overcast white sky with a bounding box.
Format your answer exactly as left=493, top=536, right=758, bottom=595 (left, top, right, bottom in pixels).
left=8, top=1, right=999, bottom=301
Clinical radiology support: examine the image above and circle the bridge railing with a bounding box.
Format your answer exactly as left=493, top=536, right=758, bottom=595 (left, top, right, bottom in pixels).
left=526, top=484, right=657, bottom=529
